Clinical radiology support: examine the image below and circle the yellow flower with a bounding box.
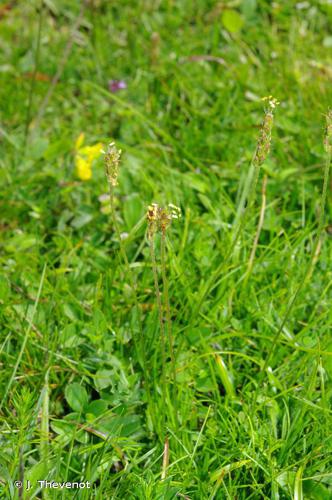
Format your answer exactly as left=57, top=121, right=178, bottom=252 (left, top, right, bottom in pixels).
left=74, top=133, right=103, bottom=181
left=75, top=155, right=92, bottom=180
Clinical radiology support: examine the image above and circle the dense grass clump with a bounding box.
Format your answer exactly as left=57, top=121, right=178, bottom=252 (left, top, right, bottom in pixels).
left=0, top=1, right=332, bottom=499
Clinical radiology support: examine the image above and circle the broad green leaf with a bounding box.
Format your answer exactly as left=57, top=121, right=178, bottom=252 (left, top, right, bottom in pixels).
left=101, top=414, right=143, bottom=438
left=4, top=233, right=38, bottom=253
left=183, top=172, right=209, bottom=193
left=94, top=369, right=113, bottom=391
left=71, top=212, right=93, bottom=229
left=303, top=479, right=331, bottom=500
left=86, top=399, right=108, bottom=418
left=29, top=138, right=49, bottom=160
left=51, top=416, right=88, bottom=444
left=65, top=383, right=88, bottom=412
left=62, top=303, right=79, bottom=321
left=222, top=10, right=244, bottom=33
left=25, top=461, right=49, bottom=491
left=242, top=0, right=257, bottom=18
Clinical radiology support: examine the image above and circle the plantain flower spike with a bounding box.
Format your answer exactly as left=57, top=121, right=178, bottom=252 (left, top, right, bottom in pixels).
left=103, top=142, right=122, bottom=186
left=147, top=203, right=181, bottom=238
left=147, top=203, right=160, bottom=239
left=254, top=96, right=279, bottom=166
left=324, top=109, right=332, bottom=154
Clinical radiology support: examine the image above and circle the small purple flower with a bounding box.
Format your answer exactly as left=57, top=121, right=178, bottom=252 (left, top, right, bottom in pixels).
left=108, top=79, right=127, bottom=93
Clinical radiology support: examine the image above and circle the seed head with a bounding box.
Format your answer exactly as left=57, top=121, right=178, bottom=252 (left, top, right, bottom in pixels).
left=103, top=142, right=122, bottom=186
left=147, top=203, right=160, bottom=239
left=146, top=203, right=181, bottom=238
left=254, top=96, right=279, bottom=166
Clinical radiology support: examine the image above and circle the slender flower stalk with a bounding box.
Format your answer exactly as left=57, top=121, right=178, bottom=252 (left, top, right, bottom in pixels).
left=244, top=174, right=268, bottom=284
left=158, top=205, right=180, bottom=388
left=321, top=109, right=332, bottom=232
left=147, top=204, right=167, bottom=425
left=160, top=231, right=176, bottom=385
left=104, top=144, right=132, bottom=285
left=146, top=203, right=181, bottom=431
left=196, top=97, right=279, bottom=311
left=103, top=142, right=148, bottom=373
left=263, top=109, right=332, bottom=369
left=235, top=96, right=279, bottom=228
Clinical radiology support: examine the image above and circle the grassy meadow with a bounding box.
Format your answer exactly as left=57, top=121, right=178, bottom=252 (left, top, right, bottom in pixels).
left=0, top=1, right=332, bottom=498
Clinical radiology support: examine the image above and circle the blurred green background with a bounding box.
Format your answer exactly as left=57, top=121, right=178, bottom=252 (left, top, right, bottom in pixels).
left=0, top=1, right=332, bottom=498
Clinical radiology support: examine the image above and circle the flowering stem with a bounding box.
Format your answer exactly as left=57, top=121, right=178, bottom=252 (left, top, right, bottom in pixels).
left=104, top=144, right=165, bottom=433
left=108, top=185, right=151, bottom=395
left=245, top=174, right=268, bottom=283
left=195, top=155, right=263, bottom=313
left=160, top=232, right=177, bottom=400
left=231, top=157, right=263, bottom=249
left=263, top=121, right=331, bottom=370
left=232, top=106, right=275, bottom=256
left=109, top=185, right=131, bottom=279
left=148, top=234, right=167, bottom=432
left=195, top=100, right=277, bottom=312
